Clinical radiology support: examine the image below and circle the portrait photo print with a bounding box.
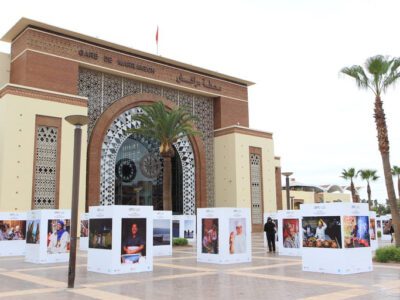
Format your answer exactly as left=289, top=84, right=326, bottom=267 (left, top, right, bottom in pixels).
left=202, top=218, right=218, bottom=254
left=229, top=218, right=246, bottom=254
left=47, top=219, right=71, bottom=254
left=343, top=216, right=370, bottom=248
left=282, top=219, right=300, bottom=248
left=121, top=218, right=147, bottom=264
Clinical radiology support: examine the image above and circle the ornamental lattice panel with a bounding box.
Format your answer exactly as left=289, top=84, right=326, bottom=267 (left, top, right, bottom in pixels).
left=78, top=68, right=215, bottom=210
left=250, top=153, right=263, bottom=224
left=33, top=126, right=58, bottom=209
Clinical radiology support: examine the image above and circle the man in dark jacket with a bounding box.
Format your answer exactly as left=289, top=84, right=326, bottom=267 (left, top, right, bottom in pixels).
left=264, top=217, right=276, bottom=252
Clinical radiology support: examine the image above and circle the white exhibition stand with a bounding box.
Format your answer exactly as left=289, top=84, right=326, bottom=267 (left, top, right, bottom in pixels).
left=153, top=210, right=172, bottom=256
left=0, top=212, right=26, bottom=256
left=380, top=214, right=392, bottom=241
left=277, top=210, right=302, bottom=256
left=25, top=209, right=71, bottom=264
left=263, top=212, right=279, bottom=249
left=87, top=205, right=153, bottom=274
left=79, top=213, right=89, bottom=251
left=172, top=215, right=196, bottom=243
left=301, top=203, right=372, bottom=274
left=369, top=211, right=378, bottom=251
left=197, top=208, right=251, bottom=264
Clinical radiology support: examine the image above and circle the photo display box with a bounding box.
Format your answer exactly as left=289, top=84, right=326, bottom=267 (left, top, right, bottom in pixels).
left=277, top=210, right=302, bottom=256
left=87, top=205, right=153, bottom=275
left=25, top=209, right=71, bottom=264
left=197, top=208, right=251, bottom=264
left=0, top=212, right=27, bottom=256
left=153, top=210, right=172, bottom=256
left=79, top=213, right=89, bottom=251
left=172, top=215, right=196, bottom=243
left=301, top=203, right=372, bottom=274
left=369, top=211, right=378, bottom=251
left=380, top=214, right=392, bottom=241
left=263, top=212, right=279, bottom=249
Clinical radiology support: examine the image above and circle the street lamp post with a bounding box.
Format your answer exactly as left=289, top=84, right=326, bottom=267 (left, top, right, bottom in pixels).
left=282, top=172, right=293, bottom=210
left=65, top=115, right=88, bottom=289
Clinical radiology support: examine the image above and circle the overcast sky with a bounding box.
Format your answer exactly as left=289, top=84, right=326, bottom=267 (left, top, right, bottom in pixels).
left=1, top=0, right=399, bottom=203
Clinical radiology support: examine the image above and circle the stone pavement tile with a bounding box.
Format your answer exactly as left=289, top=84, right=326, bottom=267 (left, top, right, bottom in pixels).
left=5, top=290, right=93, bottom=300
left=71, top=263, right=203, bottom=287
left=94, top=271, right=344, bottom=300
left=0, top=273, right=45, bottom=292
left=298, top=288, right=372, bottom=300
left=251, top=262, right=400, bottom=287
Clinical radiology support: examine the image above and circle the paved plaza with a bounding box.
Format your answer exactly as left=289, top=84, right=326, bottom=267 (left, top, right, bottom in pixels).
left=0, top=234, right=399, bottom=299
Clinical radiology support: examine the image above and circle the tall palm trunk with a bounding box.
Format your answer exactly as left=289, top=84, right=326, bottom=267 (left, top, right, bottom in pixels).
left=375, top=95, right=400, bottom=247
left=397, top=174, right=400, bottom=203
left=366, top=182, right=372, bottom=210
left=350, top=179, right=358, bottom=203
left=162, top=155, right=172, bottom=211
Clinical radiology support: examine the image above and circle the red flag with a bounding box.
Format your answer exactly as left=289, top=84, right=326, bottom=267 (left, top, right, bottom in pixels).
left=156, top=26, right=159, bottom=45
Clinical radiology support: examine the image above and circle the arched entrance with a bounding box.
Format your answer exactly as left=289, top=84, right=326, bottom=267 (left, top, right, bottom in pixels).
left=86, top=93, right=207, bottom=213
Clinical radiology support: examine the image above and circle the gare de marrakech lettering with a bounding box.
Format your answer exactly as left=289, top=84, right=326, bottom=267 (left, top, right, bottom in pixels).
left=78, top=49, right=156, bottom=74
left=78, top=49, right=222, bottom=91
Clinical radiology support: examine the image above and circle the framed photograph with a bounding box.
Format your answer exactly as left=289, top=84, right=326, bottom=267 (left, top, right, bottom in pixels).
left=80, top=219, right=89, bottom=238
left=282, top=219, right=300, bottom=248
left=47, top=219, right=71, bottom=254
left=153, top=219, right=170, bottom=246
left=343, top=216, right=370, bottom=248
left=229, top=218, right=246, bottom=254
left=89, top=218, right=112, bottom=249
left=172, top=220, right=180, bottom=238
left=0, top=220, right=26, bottom=241
left=26, top=220, right=40, bottom=244
left=121, top=218, right=146, bottom=264
left=369, top=218, right=376, bottom=241
left=302, top=216, right=342, bottom=248
left=201, top=218, right=218, bottom=254
left=184, top=219, right=195, bottom=239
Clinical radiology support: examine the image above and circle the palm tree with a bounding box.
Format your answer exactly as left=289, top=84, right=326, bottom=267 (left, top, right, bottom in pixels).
left=392, top=165, right=400, bottom=200
left=357, top=169, right=379, bottom=210
left=341, top=55, right=400, bottom=247
left=340, top=168, right=358, bottom=202
left=125, top=101, right=199, bottom=211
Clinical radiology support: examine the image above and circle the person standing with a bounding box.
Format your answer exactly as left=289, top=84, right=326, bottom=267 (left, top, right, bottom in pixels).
left=264, top=217, right=276, bottom=252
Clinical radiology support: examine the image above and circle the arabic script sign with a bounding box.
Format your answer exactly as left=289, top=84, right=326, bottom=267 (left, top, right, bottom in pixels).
left=176, top=73, right=222, bottom=91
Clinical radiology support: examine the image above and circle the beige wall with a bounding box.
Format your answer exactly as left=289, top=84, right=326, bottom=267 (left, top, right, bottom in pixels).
left=0, top=93, right=87, bottom=213
left=280, top=190, right=352, bottom=210
left=322, top=192, right=351, bottom=203
left=214, top=132, right=277, bottom=213
left=0, top=52, right=10, bottom=88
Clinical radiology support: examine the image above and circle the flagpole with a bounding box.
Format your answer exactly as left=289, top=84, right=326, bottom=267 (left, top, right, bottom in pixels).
left=156, top=25, right=159, bottom=56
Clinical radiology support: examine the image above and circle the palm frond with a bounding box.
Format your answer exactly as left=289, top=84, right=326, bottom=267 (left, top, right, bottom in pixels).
left=340, top=66, right=370, bottom=90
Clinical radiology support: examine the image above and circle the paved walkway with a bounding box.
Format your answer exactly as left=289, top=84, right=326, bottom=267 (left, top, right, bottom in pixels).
left=0, top=234, right=399, bottom=299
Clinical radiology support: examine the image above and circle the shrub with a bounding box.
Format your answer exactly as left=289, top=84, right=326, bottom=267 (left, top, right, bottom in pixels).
left=377, top=231, right=382, bottom=238
left=173, top=238, right=188, bottom=246
left=375, top=246, right=400, bottom=263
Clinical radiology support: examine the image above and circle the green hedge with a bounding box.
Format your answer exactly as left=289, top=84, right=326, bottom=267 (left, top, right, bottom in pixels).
left=377, top=231, right=382, bottom=238
left=173, top=238, right=188, bottom=246
left=375, top=246, right=400, bottom=263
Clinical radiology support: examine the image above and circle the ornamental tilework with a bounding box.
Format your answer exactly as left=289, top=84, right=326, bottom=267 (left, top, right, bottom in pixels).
left=78, top=68, right=215, bottom=212
left=33, top=126, right=58, bottom=209
left=250, top=154, right=262, bottom=224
